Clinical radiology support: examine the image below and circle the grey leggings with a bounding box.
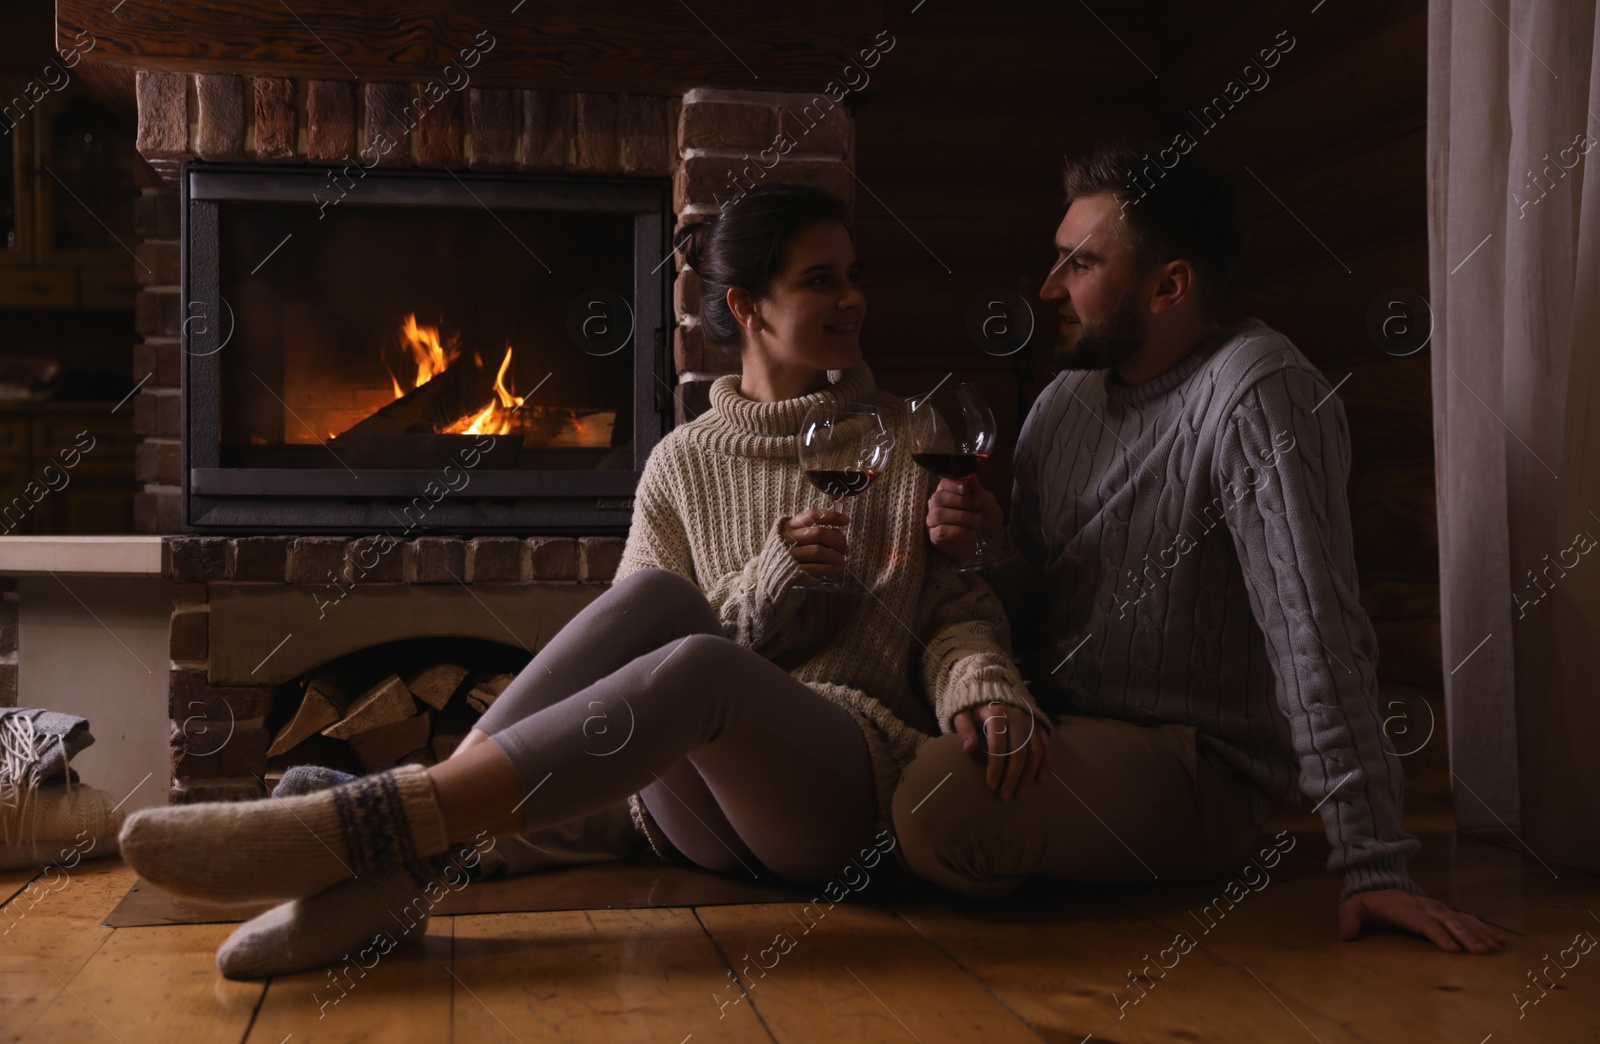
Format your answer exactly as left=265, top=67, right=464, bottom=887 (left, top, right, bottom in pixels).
left=472, top=568, right=878, bottom=883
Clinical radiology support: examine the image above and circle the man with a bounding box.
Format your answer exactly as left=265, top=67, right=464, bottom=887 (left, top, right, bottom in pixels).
left=895, top=140, right=1503, bottom=955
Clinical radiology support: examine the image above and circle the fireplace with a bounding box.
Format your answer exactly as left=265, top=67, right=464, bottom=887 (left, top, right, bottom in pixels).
left=62, top=0, right=866, bottom=538
left=183, top=164, right=670, bottom=533
left=62, top=0, right=865, bottom=799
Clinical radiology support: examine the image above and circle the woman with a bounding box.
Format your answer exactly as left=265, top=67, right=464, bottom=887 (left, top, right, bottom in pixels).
left=118, top=183, right=1052, bottom=978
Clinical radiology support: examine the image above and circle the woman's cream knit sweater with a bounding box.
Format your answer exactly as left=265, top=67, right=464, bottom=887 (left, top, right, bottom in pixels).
left=614, top=362, right=1046, bottom=833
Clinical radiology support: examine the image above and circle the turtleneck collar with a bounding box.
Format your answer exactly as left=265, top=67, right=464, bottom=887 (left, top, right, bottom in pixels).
left=707, top=363, right=879, bottom=439
left=1103, top=317, right=1258, bottom=408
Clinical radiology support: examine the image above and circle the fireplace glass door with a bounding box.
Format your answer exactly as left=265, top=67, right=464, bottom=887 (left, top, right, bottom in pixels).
left=184, top=166, right=669, bottom=533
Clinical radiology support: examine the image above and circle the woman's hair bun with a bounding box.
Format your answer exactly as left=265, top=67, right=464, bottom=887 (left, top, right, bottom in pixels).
left=676, top=218, right=715, bottom=274
left=677, top=182, right=851, bottom=352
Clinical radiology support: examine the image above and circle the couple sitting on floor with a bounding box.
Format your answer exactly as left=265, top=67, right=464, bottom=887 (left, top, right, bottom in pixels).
left=119, top=140, right=1503, bottom=979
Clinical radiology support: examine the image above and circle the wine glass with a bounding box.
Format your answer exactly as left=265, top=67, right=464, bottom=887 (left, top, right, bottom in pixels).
left=793, top=400, right=895, bottom=589
left=905, top=380, right=1017, bottom=572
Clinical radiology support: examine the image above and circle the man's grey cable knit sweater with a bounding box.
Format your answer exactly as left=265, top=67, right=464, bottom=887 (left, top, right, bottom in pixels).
left=980, top=317, right=1421, bottom=899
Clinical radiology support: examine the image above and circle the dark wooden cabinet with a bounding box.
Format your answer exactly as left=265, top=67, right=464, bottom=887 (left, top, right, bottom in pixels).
left=0, top=74, right=140, bottom=309
left=0, top=401, right=135, bottom=534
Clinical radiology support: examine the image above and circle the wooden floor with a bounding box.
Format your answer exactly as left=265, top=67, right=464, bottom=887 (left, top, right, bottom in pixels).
left=3, top=803, right=1597, bottom=1043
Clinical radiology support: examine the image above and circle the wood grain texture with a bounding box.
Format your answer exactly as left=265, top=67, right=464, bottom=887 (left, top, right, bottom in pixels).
left=1349, top=464, right=1438, bottom=574
left=1154, top=0, right=1424, bottom=109
left=1326, top=352, right=1435, bottom=466
left=855, top=96, right=1162, bottom=186
left=1120, top=837, right=1600, bottom=1044
left=1369, top=615, right=1444, bottom=689
left=105, top=861, right=812, bottom=928
left=17, top=922, right=262, bottom=1044
left=0, top=860, right=133, bottom=1041
left=8, top=838, right=1600, bottom=1042
left=696, top=902, right=1043, bottom=1042
left=1231, top=127, right=1428, bottom=287
left=451, top=907, right=770, bottom=1041
left=893, top=887, right=1274, bottom=1042
left=57, top=0, right=883, bottom=93
left=1360, top=577, right=1440, bottom=625
left=1225, top=237, right=1429, bottom=367
left=1160, top=11, right=1427, bottom=170
left=247, top=919, right=456, bottom=1041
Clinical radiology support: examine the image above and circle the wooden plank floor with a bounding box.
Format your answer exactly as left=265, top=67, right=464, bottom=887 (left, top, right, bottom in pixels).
left=4, top=809, right=1598, bottom=1044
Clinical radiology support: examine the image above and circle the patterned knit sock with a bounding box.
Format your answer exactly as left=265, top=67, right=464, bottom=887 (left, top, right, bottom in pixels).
left=215, top=851, right=465, bottom=979
left=271, top=765, right=357, bottom=797
left=268, top=766, right=501, bottom=884
left=119, top=763, right=449, bottom=906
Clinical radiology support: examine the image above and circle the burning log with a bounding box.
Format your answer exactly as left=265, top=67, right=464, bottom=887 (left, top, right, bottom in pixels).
left=337, top=354, right=496, bottom=438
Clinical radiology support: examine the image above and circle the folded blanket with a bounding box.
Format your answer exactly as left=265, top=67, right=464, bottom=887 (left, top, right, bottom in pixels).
left=1, top=708, right=122, bottom=869
left=0, top=784, right=122, bottom=870
left=1, top=709, right=93, bottom=785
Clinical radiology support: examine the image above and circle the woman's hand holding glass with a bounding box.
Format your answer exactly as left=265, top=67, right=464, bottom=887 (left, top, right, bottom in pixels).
left=791, top=400, right=893, bottom=590
left=782, top=508, right=852, bottom=578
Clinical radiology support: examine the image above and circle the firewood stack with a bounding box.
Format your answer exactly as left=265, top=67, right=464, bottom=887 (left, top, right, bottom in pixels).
left=263, top=662, right=516, bottom=788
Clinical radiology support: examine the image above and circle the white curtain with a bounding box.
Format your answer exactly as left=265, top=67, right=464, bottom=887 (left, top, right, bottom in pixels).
left=1428, top=0, right=1600, bottom=870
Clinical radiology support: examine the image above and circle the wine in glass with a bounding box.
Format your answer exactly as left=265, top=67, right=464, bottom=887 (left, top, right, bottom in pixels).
left=794, top=400, right=895, bottom=589
left=905, top=380, right=1017, bottom=572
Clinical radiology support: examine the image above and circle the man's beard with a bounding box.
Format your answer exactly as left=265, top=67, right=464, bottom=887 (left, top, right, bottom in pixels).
left=1056, top=290, right=1148, bottom=371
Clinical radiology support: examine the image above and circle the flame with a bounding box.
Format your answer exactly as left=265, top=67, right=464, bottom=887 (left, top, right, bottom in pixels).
left=391, top=314, right=459, bottom=398
left=377, top=315, right=525, bottom=437
left=446, top=344, right=524, bottom=436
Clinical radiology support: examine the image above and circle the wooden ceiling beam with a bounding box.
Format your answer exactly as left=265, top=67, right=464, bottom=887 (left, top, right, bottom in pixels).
left=57, top=0, right=884, bottom=94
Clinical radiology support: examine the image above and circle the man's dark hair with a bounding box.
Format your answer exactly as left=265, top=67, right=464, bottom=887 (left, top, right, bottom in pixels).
left=1061, top=139, right=1251, bottom=315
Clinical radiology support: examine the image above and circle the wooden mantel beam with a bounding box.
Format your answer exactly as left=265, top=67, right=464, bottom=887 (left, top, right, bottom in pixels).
left=58, top=0, right=885, bottom=94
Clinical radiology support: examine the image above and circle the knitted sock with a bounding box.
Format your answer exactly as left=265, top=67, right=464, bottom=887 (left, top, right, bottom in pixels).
left=119, top=763, right=449, bottom=906
left=272, top=765, right=357, bottom=797
left=215, top=851, right=467, bottom=980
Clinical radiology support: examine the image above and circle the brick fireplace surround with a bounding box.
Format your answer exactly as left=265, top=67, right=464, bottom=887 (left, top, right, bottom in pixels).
left=116, top=70, right=856, bottom=802
left=162, top=533, right=622, bottom=802
left=130, top=74, right=855, bottom=530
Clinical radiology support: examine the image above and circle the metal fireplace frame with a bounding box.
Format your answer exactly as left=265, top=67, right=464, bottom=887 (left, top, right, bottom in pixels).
left=181, top=163, right=672, bottom=535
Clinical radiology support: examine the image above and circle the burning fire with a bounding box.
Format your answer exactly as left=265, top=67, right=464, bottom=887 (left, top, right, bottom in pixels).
left=448, top=345, right=524, bottom=436
left=393, top=314, right=457, bottom=399
left=389, top=313, right=524, bottom=437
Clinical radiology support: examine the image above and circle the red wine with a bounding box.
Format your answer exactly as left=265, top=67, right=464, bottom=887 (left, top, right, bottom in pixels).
left=806, top=468, right=880, bottom=500
left=912, top=452, right=989, bottom=479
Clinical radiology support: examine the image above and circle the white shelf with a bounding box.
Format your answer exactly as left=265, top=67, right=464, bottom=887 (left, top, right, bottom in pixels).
left=0, top=536, right=164, bottom=576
